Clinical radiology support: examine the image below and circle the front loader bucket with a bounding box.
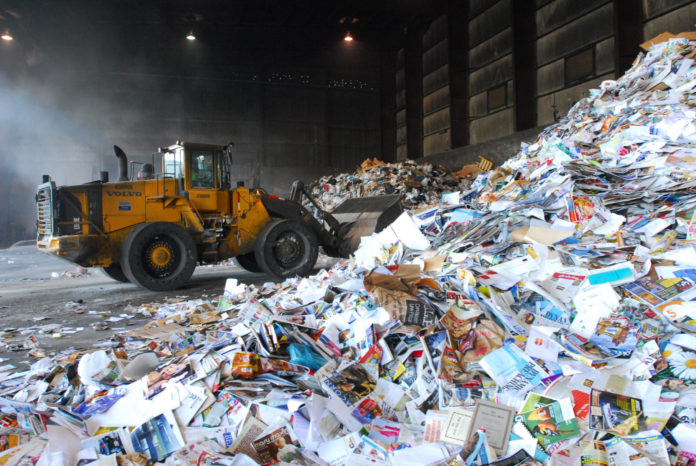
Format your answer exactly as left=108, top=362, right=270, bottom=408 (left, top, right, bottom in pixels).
left=331, top=194, right=403, bottom=256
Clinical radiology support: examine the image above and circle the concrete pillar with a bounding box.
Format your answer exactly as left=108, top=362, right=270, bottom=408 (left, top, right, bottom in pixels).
left=448, top=0, right=469, bottom=149
left=512, top=0, right=536, bottom=131
left=405, top=23, right=424, bottom=159
left=614, top=0, right=643, bottom=77
left=381, top=47, right=397, bottom=163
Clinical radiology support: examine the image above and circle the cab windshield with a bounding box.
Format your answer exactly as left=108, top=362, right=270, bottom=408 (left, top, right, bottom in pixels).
left=190, top=150, right=215, bottom=189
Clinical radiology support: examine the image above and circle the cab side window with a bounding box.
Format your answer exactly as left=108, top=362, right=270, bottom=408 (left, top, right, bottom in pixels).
left=190, top=151, right=215, bottom=188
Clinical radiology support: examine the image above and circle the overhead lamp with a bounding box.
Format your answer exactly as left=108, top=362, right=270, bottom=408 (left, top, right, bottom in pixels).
left=186, top=32, right=196, bottom=41
left=343, top=31, right=353, bottom=42
left=1, top=32, right=13, bottom=41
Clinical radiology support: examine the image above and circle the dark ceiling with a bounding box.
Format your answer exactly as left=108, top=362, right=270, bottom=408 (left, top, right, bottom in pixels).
left=1, top=0, right=441, bottom=59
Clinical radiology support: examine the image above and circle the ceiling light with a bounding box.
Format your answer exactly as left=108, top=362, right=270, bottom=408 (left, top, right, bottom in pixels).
left=186, top=33, right=196, bottom=41
left=344, top=32, right=353, bottom=42
left=1, top=33, right=13, bottom=41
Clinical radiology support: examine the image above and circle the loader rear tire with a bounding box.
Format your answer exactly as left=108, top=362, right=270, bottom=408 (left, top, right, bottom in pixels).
left=121, top=222, right=197, bottom=291
left=101, top=263, right=129, bottom=283
left=234, top=252, right=263, bottom=273
left=254, top=219, right=318, bottom=280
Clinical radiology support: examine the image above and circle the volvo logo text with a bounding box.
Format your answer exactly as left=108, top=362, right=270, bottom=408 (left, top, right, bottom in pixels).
left=107, top=191, right=142, bottom=197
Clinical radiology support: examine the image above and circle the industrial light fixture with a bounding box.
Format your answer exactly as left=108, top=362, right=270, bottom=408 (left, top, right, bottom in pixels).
left=1, top=32, right=13, bottom=41
left=186, top=32, right=196, bottom=41
left=339, top=17, right=358, bottom=43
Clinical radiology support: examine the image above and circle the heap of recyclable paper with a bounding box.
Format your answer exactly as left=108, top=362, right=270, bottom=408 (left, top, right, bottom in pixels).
left=2, top=32, right=696, bottom=466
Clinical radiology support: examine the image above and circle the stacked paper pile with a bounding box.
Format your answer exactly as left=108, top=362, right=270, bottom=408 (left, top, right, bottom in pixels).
left=3, top=32, right=696, bottom=466
left=307, top=159, right=476, bottom=211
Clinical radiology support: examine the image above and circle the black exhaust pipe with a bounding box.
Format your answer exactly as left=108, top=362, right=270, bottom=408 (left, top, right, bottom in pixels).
left=114, top=145, right=128, bottom=181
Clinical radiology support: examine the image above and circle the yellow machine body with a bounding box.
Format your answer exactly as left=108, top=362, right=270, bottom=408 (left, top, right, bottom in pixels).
left=36, top=141, right=403, bottom=290
left=37, top=142, right=271, bottom=269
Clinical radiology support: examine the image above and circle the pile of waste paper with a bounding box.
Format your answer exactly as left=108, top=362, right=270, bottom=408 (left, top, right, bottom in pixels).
left=3, top=32, right=696, bottom=465
left=306, top=158, right=480, bottom=212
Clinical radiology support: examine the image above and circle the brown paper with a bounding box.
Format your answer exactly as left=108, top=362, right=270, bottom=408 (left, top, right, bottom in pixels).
left=423, top=255, right=446, bottom=273
left=147, top=314, right=183, bottom=328
left=487, top=167, right=513, bottom=186
left=189, top=312, right=221, bottom=325
left=451, top=163, right=480, bottom=180
left=418, top=277, right=441, bottom=291
left=125, top=323, right=191, bottom=340
left=510, top=224, right=573, bottom=246
left=372, top=287, right=437, bottom=328
left=364, top=271, right=413, bottom=294
left=116, top=453, right=149, bottom=466
left=461, top=319, right=505, bottom=363
left=640, top=31, right=696, bottom=51
left=393, top=264, right=422, bottom=283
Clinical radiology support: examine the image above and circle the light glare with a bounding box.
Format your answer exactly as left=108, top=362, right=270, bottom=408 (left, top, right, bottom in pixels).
left=1, top=34, right=13, bottom=41
left=186, top=33, right=196, bottom=41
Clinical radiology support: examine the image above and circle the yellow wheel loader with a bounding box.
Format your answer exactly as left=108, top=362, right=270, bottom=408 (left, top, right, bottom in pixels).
left=35, top=141, right=402, bottom=291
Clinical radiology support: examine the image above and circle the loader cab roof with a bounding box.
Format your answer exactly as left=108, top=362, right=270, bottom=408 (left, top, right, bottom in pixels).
left=162, top=141, right=227, bottom=153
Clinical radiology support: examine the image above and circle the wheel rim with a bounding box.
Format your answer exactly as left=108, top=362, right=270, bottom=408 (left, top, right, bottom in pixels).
left=274, top=231, right=303, bottom=267
left=144, top=237, right=179, bottom=277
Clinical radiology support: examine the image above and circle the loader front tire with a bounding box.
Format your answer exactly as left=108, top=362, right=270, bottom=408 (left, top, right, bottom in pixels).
left=101, top=263, right=130, bottom=283
left=121, top=222, right=197, bottom=291
left=254, top=219, right=318, bottom=280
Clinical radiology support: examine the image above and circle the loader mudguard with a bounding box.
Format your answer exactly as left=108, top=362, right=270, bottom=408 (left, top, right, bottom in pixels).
left=258, top=193, right=341, bottom=251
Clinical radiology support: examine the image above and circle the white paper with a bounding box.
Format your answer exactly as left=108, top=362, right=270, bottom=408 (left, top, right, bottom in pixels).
left=525, top=326, right=560, bottom=362
left=570, top=284, right=619, bottom=339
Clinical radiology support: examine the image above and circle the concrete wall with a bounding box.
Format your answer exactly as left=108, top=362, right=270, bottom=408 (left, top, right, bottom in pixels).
left=417, top=126, right=544, bottom=170
left=92, top=69, right=380, bottom=198
left=468, top=0, right=515, bottom=145
left=422, top=15, right=451, bottom=156
left=535, top=0, right=614, bottom=126
left=643, top=0, right=696, bottom=40
left=395, top=48, right=408, bottom=161
left=396, top=0, right=696, bottom=159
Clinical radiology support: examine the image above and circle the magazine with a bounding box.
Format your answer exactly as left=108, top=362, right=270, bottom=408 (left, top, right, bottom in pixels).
left=271, top=314, right=318, bottom=329
left=322, top=363, right=380, bottom=430
left=479, top=344, right=548, bottom=395
left=589, top=317, right=638, bottom=356
left=251, top=426, right=301, bottom=464
left=589, top=389, right=646, bottom=434
left=520, top=393, right=557, bottom=414
left=228, top=415, right=268, bottom=463
left=323, top=363, right=377, bottom=406
left=0, top=429, right=31, bottom=453
left=623, top=276, right=695, bottom=306
left=130, top=411, right=185, bottom=462
left=80, top=427, right=133, bottom=456
left=514, top=399, right=579, bottom=449
left=623, top=276, right=696, bottom=331
left=145, top=358, right=193, bottom=398
left=71, top=387, right=127, bottom=418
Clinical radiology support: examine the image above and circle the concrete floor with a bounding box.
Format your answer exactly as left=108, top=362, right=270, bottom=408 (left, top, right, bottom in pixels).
left=0, top=244, right=270, bottom=370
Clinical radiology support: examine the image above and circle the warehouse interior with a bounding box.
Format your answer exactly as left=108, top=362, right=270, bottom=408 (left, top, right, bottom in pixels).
left=3, top=1, right=696, bottom=463
left=1, top=0, right=695, bottom=247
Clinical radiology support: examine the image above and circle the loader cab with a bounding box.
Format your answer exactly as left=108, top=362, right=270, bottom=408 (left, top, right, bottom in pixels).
left=161, top=142, right=233, bottom=212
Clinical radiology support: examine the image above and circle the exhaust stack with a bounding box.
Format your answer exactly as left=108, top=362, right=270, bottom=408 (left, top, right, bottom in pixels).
left=114, top=145, right=128, bottom=181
